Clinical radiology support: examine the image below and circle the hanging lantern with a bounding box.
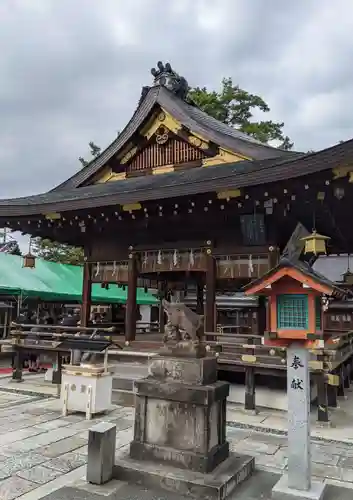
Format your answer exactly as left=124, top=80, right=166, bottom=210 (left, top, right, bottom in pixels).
left=22, top=237, right=36, bottom=268
left=343, top=270, right=353, bottom=285
left=301, top=230, right=330, bottom=256
left=22, top=252, right=36, bottom=269
left=343, top=255, right=353, bottom=284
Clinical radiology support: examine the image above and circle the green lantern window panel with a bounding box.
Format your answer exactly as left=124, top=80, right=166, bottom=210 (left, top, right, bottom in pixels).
left=277, top=294, right=309, bottom=329
left=315, top=296, right=322, bottom=330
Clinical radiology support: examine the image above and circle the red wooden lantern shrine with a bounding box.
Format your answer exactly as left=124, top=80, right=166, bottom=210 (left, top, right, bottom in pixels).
left=244, top=258, right=346, bottom=347
left=22, top=237, right=36, bottom=269
left=22, top=252, right=36, bottom=269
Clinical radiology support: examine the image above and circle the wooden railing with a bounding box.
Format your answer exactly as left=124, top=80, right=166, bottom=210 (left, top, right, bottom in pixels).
left=325, top=313, right=353, bottom=332
left=4, top=323, right=119, bottom=384
left=216, top=324, right=253, bottom=336
left=91, top=261, right=129, bottom=283
left=6, top=320, right=353, bottom=425
left=90, top=251, right=274, bottom=282
left=215, top=253, right=270, bottom=279
left=140, top=249, right=207, bottom=273
left=101, top=321, right=160, bottom=336
left=203, top=329, right=353, bottom=423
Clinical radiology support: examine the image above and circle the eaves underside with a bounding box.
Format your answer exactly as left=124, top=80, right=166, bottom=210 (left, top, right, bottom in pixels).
left=0, top=137, right=352, bottom=217
left=244, top=258, right=338, bottom=294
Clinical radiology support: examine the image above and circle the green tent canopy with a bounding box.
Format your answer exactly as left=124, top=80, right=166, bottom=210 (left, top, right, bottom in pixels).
left=0, top=253, right=158, bottom=305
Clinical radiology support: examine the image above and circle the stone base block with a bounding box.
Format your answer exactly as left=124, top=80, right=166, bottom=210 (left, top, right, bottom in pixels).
left=272, top=475, right=326, bottom=500
left=159, top=341, right=207, bottom=359
left=114, top=451, right=254, bottom=500
left=148, top=355, right=217, bottom=385
left=130, top=440, right=229, bottom=473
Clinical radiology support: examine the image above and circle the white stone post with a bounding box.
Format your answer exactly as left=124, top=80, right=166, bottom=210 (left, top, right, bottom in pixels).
left=287, top=345, right=311, bottom=490
left=272, top=343, right=326, bottom=500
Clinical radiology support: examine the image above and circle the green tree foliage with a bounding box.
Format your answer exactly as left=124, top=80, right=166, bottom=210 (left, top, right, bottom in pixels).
left=32, top=238, right=84, bottom=265
left=79, top=141, right=101, bottom=168
left=188, top=77, right=293, bottom=150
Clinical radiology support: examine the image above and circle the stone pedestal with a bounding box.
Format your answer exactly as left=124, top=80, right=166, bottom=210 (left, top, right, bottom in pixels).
left=114, top=352, right=254, bottom=499
left=130, top=356, right=229, bottom=473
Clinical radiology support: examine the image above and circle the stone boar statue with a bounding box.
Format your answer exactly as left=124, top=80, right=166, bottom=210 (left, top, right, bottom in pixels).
left=162, top=299, right=204, bottom=345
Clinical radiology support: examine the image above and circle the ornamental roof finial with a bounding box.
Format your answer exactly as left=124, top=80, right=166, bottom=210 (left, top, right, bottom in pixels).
left=150, top=61, right=189, bottom=100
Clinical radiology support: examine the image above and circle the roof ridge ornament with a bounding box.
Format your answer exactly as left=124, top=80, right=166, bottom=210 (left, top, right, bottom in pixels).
left=151, top=61, right=189, bottom=100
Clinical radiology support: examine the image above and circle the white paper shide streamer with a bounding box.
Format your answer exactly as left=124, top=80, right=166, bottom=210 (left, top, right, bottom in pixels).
left=248, top=255, right=254, bottom=277
left=189, top=249, right=195, bottom=267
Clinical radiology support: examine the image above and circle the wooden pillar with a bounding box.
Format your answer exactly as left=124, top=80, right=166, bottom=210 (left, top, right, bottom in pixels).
left=316, top=372, right=329, bottom=423
left=158, top=282, right=166, bottom=334
left=158, top=301, right=165, bottom=335
left=12, top=344, right=23, bottom=382
left=327, top=384, right=338, bottom=408
left=257, top=296, right=267, bottom=336
left=344, top=364, right=351, bottom=389
left=337, top=367, right=345, bottom=397
left=244, top=339, right=256, bottom=411
left=196, top=282, right=204, bottom=315
left=205, top=251, right=216, bottom=333
left=269, top=245, right=279, bottom=269
left=52, top=352, right=63, bottom=385
left=125, top=250, right=137, bottom=342
left=244, top=367, right=256, bottom=411
left=81, top=261, right=92, bottom=328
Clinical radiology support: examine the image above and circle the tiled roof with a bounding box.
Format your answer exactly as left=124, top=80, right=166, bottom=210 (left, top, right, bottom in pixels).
left=0, top=137, right=352, bottom=217
left=53, top=86, right=297, bottom=191
left=313, top=255, right=353, bottom=283
left=243, top=257, right=347, bottom=296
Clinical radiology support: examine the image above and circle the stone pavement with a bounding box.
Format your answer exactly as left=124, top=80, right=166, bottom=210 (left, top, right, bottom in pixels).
left=0, top=373, right=58, bottom=398
left=2, top=374, right=353, bottom=498
left=0, top=394, right=133, bottom=499
left=0, top=394, right=351, bottom=499
left=35, top=473, right=353, bottom=500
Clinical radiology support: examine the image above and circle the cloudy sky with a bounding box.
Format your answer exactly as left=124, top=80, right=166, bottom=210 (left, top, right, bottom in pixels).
left=1, top=0, right=352, bottom=203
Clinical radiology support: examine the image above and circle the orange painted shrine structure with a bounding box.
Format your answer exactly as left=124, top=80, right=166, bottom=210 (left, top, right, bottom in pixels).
left=244, top=259, right=346, bottom=347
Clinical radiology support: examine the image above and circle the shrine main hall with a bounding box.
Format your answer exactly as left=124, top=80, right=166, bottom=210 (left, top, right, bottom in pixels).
left=2, top=61, right=353, bottom=348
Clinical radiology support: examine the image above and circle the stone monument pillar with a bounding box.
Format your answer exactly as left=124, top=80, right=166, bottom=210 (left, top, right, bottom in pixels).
left=272, top=343, right=326, bottom=500
left=115, top=301, right=254, bottom=499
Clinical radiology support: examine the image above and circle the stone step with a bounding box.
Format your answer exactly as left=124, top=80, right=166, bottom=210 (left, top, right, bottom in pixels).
left=112, top=388, right=135, bottom=407
left=114, top=450, right=255, bottom=500
left=109, top=350, right=155, bottom=364
left=112, top=377, right=135, bottom=392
